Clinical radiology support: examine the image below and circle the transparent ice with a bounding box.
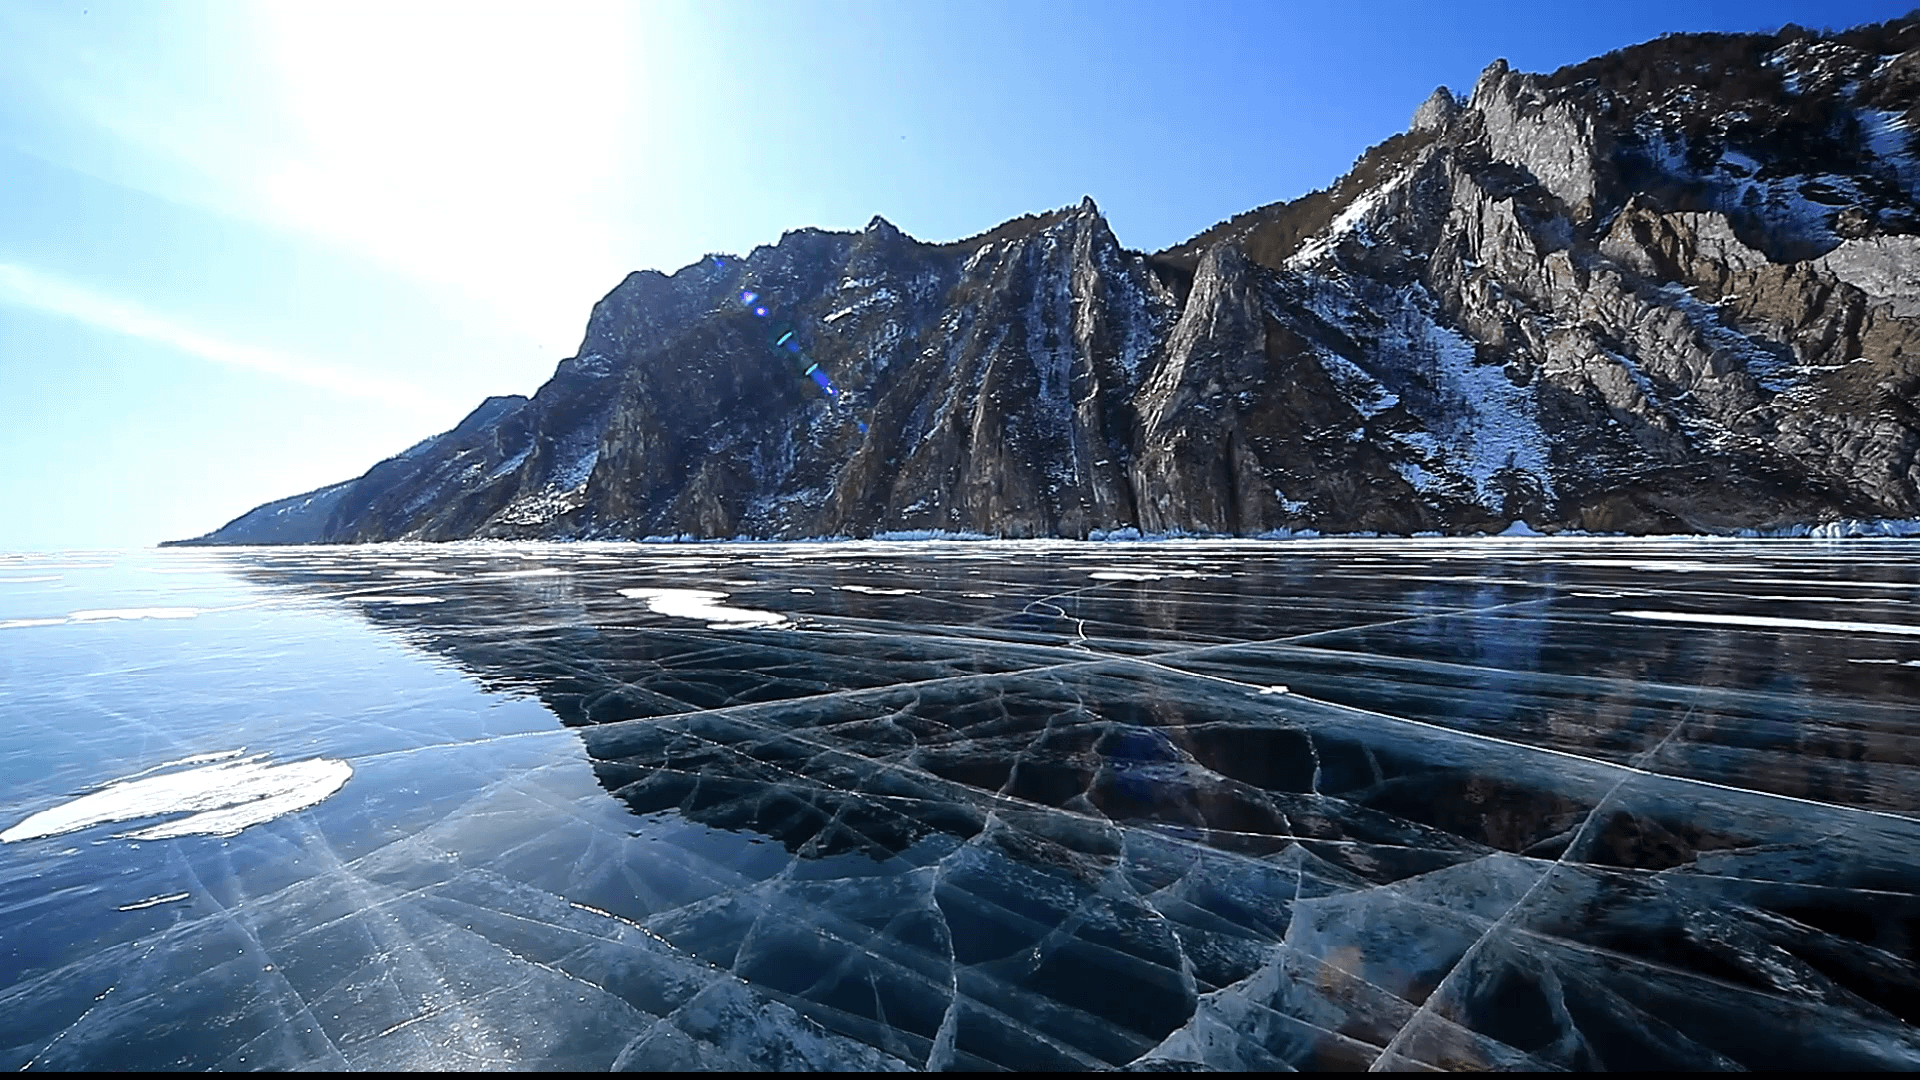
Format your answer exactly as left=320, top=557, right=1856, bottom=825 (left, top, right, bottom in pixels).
left=1, top=538, right=1917, bottom=1070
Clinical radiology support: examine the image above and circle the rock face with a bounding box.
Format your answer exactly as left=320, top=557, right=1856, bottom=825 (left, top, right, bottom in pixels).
left=178, top=16, right=1920, bottom=544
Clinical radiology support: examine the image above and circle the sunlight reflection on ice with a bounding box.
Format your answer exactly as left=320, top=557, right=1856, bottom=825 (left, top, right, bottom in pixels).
left=69, top=607, right=201, bottom=622
left=0, top=607, right=204, bottom=630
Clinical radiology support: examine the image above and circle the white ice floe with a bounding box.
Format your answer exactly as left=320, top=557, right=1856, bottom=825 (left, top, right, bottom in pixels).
left=1614, top=610, right=1920, bottom=636
left=835, top=584, right=920, bottom=595
left=1, top=753, right=353, bottom=843
left=618, top=588, right=788, bottom=629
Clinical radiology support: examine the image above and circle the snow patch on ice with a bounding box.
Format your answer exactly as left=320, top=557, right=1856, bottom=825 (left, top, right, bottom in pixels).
left=1614, top=610, right=1920, bottom=637
left=618, top=588, right=789, bottom=629
left=117, top=892, right=190, bottom=911
left=2, top=752, right=353, bottom=843
left=1088, top=568, right=1202, bottom=581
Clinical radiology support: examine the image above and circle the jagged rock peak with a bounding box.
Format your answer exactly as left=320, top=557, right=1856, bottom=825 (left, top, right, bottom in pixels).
left=1471, top=58, right=1511, bottom=105
left=1194, top=240, right=1248, bottom=280
left=1412, top=85, right=1461, bottom=132
left=177, top=11, right=1920, bottom=545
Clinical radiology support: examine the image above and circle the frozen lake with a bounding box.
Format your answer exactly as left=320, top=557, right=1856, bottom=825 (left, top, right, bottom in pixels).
left=2, top=538, right=1918, bottom=1070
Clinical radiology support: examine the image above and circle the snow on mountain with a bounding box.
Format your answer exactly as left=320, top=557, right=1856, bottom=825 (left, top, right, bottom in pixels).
left=176, top=13, right=1920, bottom=544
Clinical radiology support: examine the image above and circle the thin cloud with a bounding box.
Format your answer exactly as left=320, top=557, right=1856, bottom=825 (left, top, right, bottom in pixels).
left=0, top=262, right=444, bottom=410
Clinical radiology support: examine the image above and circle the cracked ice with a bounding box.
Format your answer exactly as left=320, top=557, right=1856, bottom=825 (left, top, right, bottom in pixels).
left=1, top=538, right=1918, bottom=1070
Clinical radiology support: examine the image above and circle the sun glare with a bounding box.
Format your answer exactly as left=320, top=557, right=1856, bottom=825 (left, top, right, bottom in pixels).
left=251, top=1, right=648, bottom=347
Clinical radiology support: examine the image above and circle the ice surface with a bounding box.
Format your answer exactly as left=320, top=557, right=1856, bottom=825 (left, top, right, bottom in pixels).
left=1, top=539, right=1918, bottom=1070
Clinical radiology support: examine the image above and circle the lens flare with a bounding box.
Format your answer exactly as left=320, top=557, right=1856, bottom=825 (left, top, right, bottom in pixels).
left=731, top=280, right=864, bottom=414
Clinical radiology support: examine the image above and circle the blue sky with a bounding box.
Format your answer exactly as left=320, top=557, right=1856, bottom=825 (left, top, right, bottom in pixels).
left=1, top=0, right=1912, bottom=550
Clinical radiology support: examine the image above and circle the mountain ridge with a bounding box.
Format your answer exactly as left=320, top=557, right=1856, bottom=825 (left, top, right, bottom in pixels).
left=173, top=13, right=1920, bottom=545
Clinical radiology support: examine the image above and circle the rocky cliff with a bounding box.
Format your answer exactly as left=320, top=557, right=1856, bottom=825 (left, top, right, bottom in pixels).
left=177, top=15, right=1920, bottom=543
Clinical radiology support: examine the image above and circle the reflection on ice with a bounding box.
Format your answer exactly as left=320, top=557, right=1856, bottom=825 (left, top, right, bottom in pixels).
left=3, top=538, right=1920, bottom=1071
left=1, top=752, right=353, bottom=842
